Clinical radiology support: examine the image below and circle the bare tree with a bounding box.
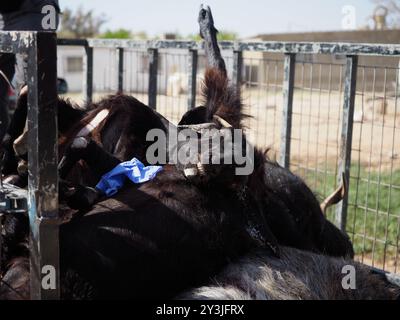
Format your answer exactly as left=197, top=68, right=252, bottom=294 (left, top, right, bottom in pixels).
left=372, top=0, right=400, bottom=28
left=58, top=6, right=108, bottom=38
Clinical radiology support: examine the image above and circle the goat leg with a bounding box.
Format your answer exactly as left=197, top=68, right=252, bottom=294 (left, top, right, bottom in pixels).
left=198, top=5, right=227, bottom=76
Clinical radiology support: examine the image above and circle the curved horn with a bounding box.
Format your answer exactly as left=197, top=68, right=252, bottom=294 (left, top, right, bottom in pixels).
left=183, top=162, right=206, bottom=178
left=213, top=115, right=232, bottom=128
left=320, top=173, right=347, bottom=216
left=197, top=161, right=206, bottom=176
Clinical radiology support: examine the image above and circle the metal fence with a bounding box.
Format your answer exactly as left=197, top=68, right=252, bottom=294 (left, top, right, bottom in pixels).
left=1, top=32, right=400, bottom=299
left=60, top=38, right=400, bottom=275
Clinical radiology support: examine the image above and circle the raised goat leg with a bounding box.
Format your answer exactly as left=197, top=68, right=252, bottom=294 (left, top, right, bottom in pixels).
left=198, top=5, right=226, bottom=76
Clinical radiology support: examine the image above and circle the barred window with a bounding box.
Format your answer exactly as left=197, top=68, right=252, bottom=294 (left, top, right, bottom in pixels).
left=66, top=56, right=83, bottom=73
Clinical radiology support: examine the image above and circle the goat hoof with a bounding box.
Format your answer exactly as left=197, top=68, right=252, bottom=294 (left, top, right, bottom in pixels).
left=198, top=5, right=215, bottom=35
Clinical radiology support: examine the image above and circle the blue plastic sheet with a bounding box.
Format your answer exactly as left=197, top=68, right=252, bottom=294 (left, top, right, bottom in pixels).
left=96, top=158, right=163, bottom=197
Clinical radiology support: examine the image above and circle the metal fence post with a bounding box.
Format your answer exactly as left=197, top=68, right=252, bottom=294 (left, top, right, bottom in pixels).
left=398, top=59, right=400, bottom=93
left=117, top=47, right=124, bottom=93
left=232, top=50, right=243, bottom=94
left=187, top=49, right=198, bottom=110
left=148, top=48, right=158, bottom=109
left=26, top=32, right=59, bottom=300
left=279, top=53, right=296, bottom=169
left=335, top=55, right=358, bottom=231
left=83, top=45, right=93, bottom=104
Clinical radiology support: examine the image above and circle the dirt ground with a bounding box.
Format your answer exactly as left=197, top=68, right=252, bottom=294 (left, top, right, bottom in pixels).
left=242, top=88, right=400, bottom=172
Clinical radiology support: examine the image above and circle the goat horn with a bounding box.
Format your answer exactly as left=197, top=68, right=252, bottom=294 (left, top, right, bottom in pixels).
left=183, top=167, right=198, bottom=177
left=197, top=162, right=206, bottom=176
left=213, top=115, right=232, bottom=128
left=183, top=163, right=205, bottom=179
left=320, top=173, right=347, bottom=216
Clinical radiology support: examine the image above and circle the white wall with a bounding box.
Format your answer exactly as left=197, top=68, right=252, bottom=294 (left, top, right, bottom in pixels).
left=57, top=46, right=234, bottom=94
left=57, top=46, right=85, bottom=92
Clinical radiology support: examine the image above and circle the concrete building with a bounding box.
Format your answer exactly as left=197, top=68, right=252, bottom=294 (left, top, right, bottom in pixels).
left=242, top=30, right=400, bottom=92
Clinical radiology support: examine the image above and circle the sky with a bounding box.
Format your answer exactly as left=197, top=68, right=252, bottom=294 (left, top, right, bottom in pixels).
left=59, top=0, right=377, bottom=38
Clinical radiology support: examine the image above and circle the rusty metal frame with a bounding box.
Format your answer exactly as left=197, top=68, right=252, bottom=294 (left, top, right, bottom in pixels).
left=0, top=31, right=59, bottom=300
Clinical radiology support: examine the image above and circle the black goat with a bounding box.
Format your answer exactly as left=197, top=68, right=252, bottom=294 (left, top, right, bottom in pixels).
left=1, top=6, right=274, bottom=299
left=1, top=5, right=353, bottom=299
left=179, top=246, right=399, bottom=300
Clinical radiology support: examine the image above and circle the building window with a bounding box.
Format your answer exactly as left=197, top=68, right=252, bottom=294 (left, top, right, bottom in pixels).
left=66, top=57, right=83, bottom=73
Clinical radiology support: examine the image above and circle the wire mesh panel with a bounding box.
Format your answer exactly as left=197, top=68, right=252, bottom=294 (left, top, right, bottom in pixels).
left=92, top=47, right=119, bottom=99
left=241, top=53, right=284, bottom=160
left=347, top=62, right=400, bottom=273
left=123, top=49, right=149, bottom=105
left=289, top=58, right=345, bottom=210
left=238, top=53, right=346, bottom=210
left=235, top=52, right=400, bottom=273
left=155, top=50, right=189, bottom=124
